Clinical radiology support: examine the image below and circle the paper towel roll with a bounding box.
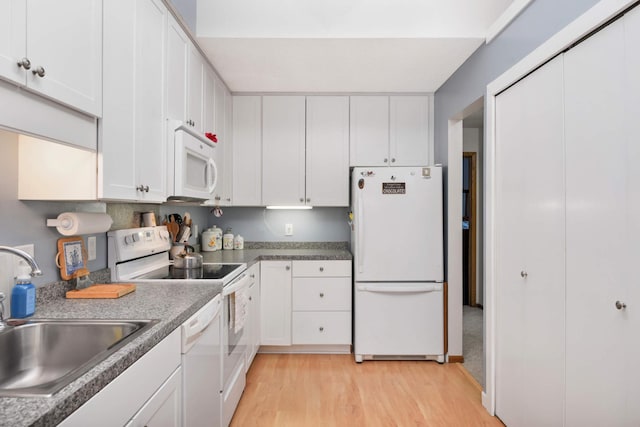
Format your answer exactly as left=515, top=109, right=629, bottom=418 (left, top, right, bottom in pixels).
left=48, top=212, right=113, bottom=236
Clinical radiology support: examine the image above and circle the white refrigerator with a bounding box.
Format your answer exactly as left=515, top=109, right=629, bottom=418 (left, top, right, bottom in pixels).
left=351, top=166, right=444, bottom=363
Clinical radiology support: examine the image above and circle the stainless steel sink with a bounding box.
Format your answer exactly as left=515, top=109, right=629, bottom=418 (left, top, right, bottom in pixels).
left=0, top=319, right=158, bottom=397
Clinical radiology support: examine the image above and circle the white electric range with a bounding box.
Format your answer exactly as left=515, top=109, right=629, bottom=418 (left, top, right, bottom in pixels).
left=107, top=226, right=249, bottom=427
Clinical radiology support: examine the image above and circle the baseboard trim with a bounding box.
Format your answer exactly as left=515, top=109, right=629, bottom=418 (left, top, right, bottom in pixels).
left=448, top=355, right=464, bottom=363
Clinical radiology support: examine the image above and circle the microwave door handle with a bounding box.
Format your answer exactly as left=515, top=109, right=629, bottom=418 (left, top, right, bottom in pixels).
left=207, top=158, right=218, bottom=193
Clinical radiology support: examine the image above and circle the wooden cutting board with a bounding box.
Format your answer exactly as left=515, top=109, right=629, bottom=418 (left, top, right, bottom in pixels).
left=66, top=284, right=136, bottom=299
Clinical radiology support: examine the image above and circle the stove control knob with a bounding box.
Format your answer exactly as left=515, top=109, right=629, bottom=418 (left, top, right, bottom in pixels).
left=124, top=235, right=132, bottom=245
left=132, top=233, right=140, bottom=243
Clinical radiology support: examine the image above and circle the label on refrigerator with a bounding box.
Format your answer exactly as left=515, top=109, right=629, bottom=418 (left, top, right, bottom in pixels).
left=382, top=182, right=406, bottom=194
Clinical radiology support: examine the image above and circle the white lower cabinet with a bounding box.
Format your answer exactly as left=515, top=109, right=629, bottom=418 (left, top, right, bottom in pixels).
left=125, top=367, right=182, bottom=427
left=246, top=262, right=261, bottom=370
left=59, top=329, right=181, bottom=427
left=260, top=261, right=292, bottom=346
left=291, top=261, right=352, bottom=348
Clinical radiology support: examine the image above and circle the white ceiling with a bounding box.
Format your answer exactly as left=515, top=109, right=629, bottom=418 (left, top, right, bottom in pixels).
left=195, top=0, right=514, bottom=93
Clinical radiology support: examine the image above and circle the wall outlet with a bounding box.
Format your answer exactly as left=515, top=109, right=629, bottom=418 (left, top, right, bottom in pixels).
left=285, top=224, right=293, bottom=236
left=87, top=236, right=97, bottom=261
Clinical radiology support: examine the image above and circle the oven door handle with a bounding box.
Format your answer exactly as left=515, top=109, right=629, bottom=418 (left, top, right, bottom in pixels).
left=223, top=273, right=250, bottom=296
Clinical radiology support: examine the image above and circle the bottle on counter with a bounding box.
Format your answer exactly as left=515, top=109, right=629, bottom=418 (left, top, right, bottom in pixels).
left=223, top=228, right=234, bottom=250
left=11, top=265, right=36, bottom=318
left=233, top=234, right=244, bottom=250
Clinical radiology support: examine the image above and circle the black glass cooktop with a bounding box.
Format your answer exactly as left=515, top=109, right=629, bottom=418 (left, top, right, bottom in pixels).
left=168, top=263, right=243, bottom=280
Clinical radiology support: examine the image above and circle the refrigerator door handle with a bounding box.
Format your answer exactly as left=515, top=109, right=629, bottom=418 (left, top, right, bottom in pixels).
left=357, top=283, right=443, bottom=293
left=356, top=187, right=364, bottom=274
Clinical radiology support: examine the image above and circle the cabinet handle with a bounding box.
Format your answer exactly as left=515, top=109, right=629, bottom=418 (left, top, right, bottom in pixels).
left=520, top=271, right=528, bottom=278
left=17, top=57, right=31, bottom=70
left=136, top=185, right=150, bottom=192
left=285, top=265, right=290, bottom=271
left=215, top=196, right=221, bottom=201
left=319, top=326, right=324, bottom=332
left=391, top=158, right=396, bottom=163
left=319, top=267, right=324, bottom=272
left=145, top=185, right=149, bottom=192
left=384, top=158, right=388, bottom=163
left=249, top=296, right=252, bottom=301
left=32, top=66, right=45, bottom=77
left=226, top=198, right=231, bottom=202
left=250, top=274, right=255, bottom=278
left=615, top=301, right=627, bottom=310
left=319, top=292, right=324, bottom=298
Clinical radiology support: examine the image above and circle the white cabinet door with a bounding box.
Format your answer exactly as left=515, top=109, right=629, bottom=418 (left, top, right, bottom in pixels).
left=390, top=96, right=430, bottom=166
left=246, top=262, right=260, bottom=369
left=262, top=96, right=306, bottom=206
left=0, top=0, right=25, bottom=86
left=222, top=86, right=234, bottom=205
left=166, top=14, right=188, bottom=122
left=495, top=56, right=565, bottom=427
left=349, top=96, right=389, bottom=166
left=100, top=0, right=167, bottom=202
left=127, top=367, right=182, bottom=427
left=306, top=96, right=349, bottom=206
left=233, top=96, right=262, bottom=205
left=260, top=261, right=292, bottom=346
left=187, top=44, right=204, bottom=132
left=623, top=7, right=640, bottom=425
left=564, top=17, right=630, bottom=427
left=212, top=76, right=233, bottom=205
left=203, top=64, right=216, bottom=135
left=25, top=0, right=102, bottom=116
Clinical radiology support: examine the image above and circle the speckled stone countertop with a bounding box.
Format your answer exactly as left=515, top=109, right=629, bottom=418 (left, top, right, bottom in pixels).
left=0, top=281, right=222, bottom=427
left=200, top=242, right=352, bottom=265
left=0, top=244, right=351, bottom=427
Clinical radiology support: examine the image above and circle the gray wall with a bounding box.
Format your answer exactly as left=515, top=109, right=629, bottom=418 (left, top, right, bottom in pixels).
left=434, top=0, right=600, bottom=168
left=168, top=0, right=197, bottom=33
left=206, top=207, right=351, bottom=242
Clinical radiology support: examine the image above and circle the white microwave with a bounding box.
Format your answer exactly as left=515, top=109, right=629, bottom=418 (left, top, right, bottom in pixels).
left=167, top=120, right=218, bottom=201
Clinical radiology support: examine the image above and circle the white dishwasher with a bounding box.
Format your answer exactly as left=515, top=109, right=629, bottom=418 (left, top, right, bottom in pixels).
left=182, top=294, right=222, bottom=427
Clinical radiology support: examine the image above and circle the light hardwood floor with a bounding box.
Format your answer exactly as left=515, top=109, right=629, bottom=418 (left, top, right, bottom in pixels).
left=231, top=354, right=504, bottom=427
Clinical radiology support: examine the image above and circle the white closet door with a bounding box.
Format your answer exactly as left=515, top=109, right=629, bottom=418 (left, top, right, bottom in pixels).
left=564, top=16, right=628, bottom=427
left=495, top=55, right=565, bottom=427
left=623, top=6, right=640, bottom=426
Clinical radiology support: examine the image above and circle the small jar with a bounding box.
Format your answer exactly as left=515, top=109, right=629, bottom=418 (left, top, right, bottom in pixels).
left=223, top=228, right=234, bottom=250
left=233, top=234, right=244, bottom=250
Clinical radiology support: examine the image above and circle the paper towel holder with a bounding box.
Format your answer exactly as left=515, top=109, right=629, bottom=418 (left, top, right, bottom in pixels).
left=46, top=212, right=113, bottom=236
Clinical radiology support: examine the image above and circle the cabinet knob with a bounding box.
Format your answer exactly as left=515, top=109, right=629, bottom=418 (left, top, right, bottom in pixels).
left=520, top=271, right=528, bottom=278
left=215, top=196, right=221, bottom=201
left=285, top=265, right=290, bottom=271
left=319, top=326, right=324, bottom=332
left=615, top=301, right=627, bottom=310
left=306, top=198, right=311, bottom=203
left=319, top=267, right=324, bottom=272
left=32, top=66, right=45, bottom=77
left=250, top=274, right=255, bottom=278
left=299, top=198, right=304, bottom=203
left=249, top=296, right=252, bottom=301
left=319, top=292, right=324, bottom=298
left=17, top=57, right=31, bottom=70
left=226, top=198, right=231, bottom=202
left=391, top=158, right=396, bottom=163
left=384, top=158, right=388, bottom=163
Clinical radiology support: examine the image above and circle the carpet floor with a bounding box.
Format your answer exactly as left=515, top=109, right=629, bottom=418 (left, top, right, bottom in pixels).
left=462, top=305, right=484, bottom=388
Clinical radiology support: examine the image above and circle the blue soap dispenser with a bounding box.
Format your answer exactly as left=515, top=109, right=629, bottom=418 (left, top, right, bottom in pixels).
left=11, top=265, right=36, bottom=318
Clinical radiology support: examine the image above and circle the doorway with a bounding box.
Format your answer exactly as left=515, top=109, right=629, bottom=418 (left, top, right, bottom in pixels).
left=463, top=151, right=477, bottom=307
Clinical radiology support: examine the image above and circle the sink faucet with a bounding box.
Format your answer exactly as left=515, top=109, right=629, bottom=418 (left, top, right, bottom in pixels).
left=0, top=246, right=43, bottom=277
left=0, top=293, right=6, bottom=330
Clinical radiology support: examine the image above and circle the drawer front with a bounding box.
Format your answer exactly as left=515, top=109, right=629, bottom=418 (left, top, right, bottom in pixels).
left=292, top=260, right=351, bottom=277
left=292, top=312, right=351, bottom=345
left=292, top=277, right=352, bottom=311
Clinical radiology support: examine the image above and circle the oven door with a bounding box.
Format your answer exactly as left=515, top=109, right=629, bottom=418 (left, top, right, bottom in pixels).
left=222, top=273, right=250, bottom=383
left=172, top=125, right=217, bottom=200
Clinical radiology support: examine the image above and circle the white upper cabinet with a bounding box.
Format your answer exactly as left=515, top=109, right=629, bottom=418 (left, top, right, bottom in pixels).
left=233, top=96, right=262, bottom=206
left=100, top=0, right=167, bottom=202
left=187, top=45, right=204, bottom=132
left=390, top=96, right=430, bottom=166
left=262, top=96, right=306, bottom=206
left=211, top=75, right=233, bottom=205
left=306, top=96, right=350, bottom=206
left=0, top=0, right=102, bottom=116
left=166, top=14, right=188, bottom=122
left=350, top=96, right=389, bottom=166
left=350, top=95, right=432, bottom=166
